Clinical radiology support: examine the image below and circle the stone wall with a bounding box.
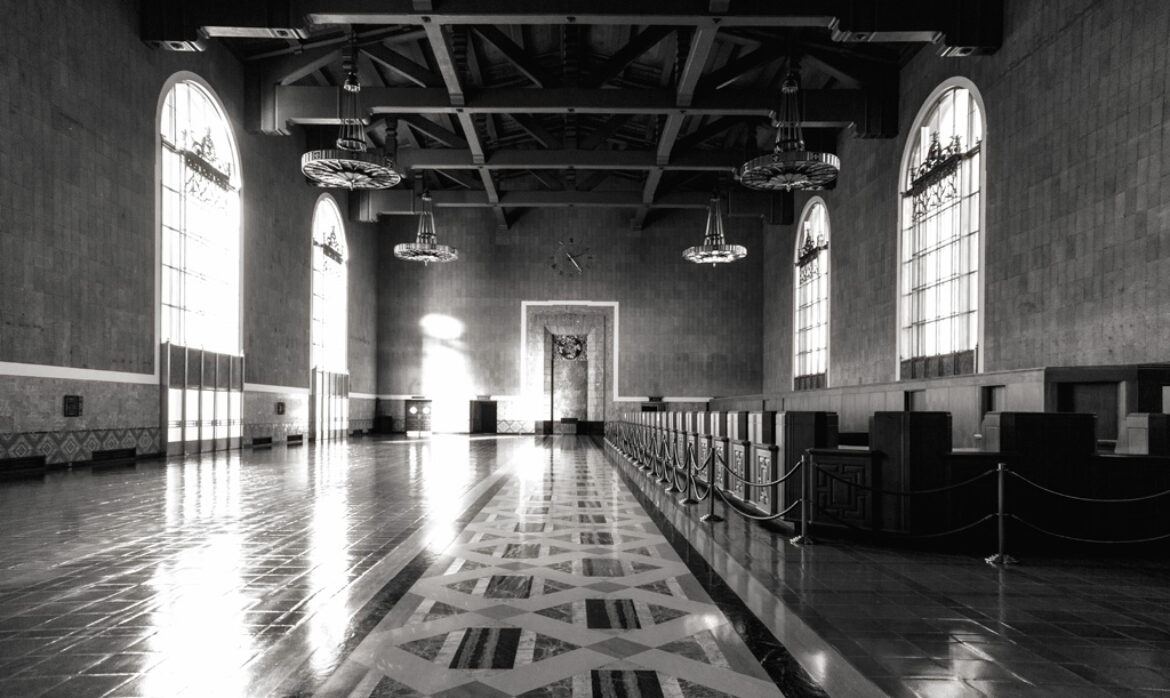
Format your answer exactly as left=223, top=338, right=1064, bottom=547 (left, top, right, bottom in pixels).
left=0, top=0, right=380, bottom=460
left=762, top=0, right=1170, bottom=392
left=376, top=206, right=764, bottom=417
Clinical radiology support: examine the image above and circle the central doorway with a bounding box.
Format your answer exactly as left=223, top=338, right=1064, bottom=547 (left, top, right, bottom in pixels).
left=523, top=302, right=615, bottom=424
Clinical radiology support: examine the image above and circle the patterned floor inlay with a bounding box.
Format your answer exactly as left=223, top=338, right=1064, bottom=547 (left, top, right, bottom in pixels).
left=319, top=442, right=785, bottom=697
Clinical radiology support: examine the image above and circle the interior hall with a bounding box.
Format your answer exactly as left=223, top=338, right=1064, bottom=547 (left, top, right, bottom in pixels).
left=2, top=1, right=1170, bottom=696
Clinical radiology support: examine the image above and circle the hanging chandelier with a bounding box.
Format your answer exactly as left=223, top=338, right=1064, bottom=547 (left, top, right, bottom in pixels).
left=683, top=195, right=747, bottom=265
left=301, top=39, right=402, bottom=190
left=394, top=192, right=458, bottom=264
left=736, top=69, right=840, bottom=192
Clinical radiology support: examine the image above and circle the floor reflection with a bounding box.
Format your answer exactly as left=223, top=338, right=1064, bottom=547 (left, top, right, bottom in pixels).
left=0, top=435, right=517, bottom=697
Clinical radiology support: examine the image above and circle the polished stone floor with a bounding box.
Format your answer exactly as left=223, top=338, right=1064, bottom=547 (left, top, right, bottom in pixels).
left=1, top=436, right=1169, bottom=697
left=604, top=439, right=1170, bottom=698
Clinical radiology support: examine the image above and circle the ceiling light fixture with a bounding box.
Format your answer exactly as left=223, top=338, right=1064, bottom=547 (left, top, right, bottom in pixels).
left=736, top=68, right=840, bottom=192
left=683, top=195, right=747, bottom=266
left=394, top=192, right=458, bottom=264
left=300, top=38, right=402, bottom=189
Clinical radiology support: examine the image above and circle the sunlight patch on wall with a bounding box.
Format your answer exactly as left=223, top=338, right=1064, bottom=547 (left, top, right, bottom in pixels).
left=420, top=313, right=472, bottom=432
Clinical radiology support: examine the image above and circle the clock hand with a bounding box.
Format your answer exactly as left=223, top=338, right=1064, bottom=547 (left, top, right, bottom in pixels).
left=566, top=252, right=583, bottom=273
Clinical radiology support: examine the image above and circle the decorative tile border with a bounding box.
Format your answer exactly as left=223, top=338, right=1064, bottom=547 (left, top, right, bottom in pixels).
left=0, top=428, right=161, bottom=465
left=496, top=419, right=529, bottom=434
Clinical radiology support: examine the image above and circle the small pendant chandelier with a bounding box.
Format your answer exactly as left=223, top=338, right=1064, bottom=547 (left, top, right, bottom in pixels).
left=394, top=191, right=459, bottom=264
left=301, top=38, right=402, bottom=190
left=737, top=69, right=840, bottom=192
left=683, top=195, right=747, bottom=266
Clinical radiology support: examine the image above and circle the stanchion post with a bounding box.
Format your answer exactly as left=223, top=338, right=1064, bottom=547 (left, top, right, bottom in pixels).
left=678, top=443, right=698, bottom=505
left=790, top=453, right=814, bottom=546
left=700, top=443, right=724, bottom=523
left=985, top=461, right=1018, bottom=566
left=654, top=431, right=669, bottom=484
left=664, top=435, right=682, bottom=493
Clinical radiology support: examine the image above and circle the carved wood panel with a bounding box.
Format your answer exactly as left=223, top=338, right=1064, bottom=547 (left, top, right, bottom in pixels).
left=729, top=443, right=747, bottom=500
left=712, top=441, right=728, bottom=491
left=696, top=439, right=712, bottom=485
left=811, top=453, right=876, bottom=530
left=746, top=448, right=777, bottom=515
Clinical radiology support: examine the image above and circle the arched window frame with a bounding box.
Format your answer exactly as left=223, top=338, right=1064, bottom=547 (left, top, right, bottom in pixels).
left=156, top=73, right=244, bottom=454
left=897, top=77, right=986, bottom=379
left=793, top=197, right=830, bottom=390
left=310, top=194, right=348, bottom=373
left=156, top=73, right=243, bottom=356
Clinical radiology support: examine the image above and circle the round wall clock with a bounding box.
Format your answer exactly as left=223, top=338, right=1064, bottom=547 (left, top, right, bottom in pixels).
left=548, top=237, right=593, bottom=276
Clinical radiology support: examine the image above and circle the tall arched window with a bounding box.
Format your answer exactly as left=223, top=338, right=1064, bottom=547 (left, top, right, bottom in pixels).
left=899, top=79, right=984, bottom=378
left=160, top=78, right=241, bottom=354
left=794, top=198, right=830, bottom=390
left=310, top=196, right=349, bottom=443
left=311, top=196, right=348, bottom=372
left=159, top=76, right=243, bottom=454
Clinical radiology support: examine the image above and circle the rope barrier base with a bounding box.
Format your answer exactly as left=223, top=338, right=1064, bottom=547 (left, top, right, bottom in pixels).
left=790, top=534, right=814, bottom=546
left=700, top=512, right=724, bottom=523
left=984, top=553, right=1018, bottom=566
left=678, top=494, right=698, bottom=505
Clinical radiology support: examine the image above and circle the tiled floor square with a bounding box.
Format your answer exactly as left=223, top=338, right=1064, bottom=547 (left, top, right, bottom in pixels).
left=484, top=576, right=533, bottom=599
left=449, top=628, right=523, bottom=669
left=580, top=532, right=615, bottom=545
left=585, top=599, right=641, bottom=629
left=591, top=669, right=664, bottom=697
left=582, top=558, right=624, bottom=577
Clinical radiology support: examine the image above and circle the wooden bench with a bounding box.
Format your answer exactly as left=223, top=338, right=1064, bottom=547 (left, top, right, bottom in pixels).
left=0, top=455, right=47, bottom=479
left=91, top=448, right=136, bottom=470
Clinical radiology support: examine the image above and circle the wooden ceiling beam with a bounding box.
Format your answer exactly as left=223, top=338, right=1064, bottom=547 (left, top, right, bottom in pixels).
left=675, top=23, right=719, bottom=108
left=580, top=114, right=636, bottom=150
left=149, top=2, right=1001, bottom=55
left=351, top=186, right=781, bottom=225
left=696, top=43, right=786, bottom=92
left=641, top=168, right=664, bottom=204
left=471, top=25, right=558, bottom=88
left=527, top=170, right=567, bottom=191
left=645, top=17, right=717, bottom=201
left=586, top=26, right=675, bottom=87
left=249, top=44, right=344, bottom=134
left=397, top=114, right=469, bottom=148
left=354, top=188, right=779, bottom=217
left=417, top=20, right=493, bottom=167
left=457, top=113, right=487, bottom=163
left=629, top=207, right=651, bottom=230
left=654, top=114, right=685, bottom=164
left=421, top=23, right=464, bottom=105
left=434, top=169, right=481, bottom=189
left=575, top=170, right=610, bottom=191
left=397, top=148, right=742, bottom=170
left=272, top=85, right=867, bottom=123
left=508, top=114, right=564, bottom=149
left=256, top=45, right=343, bottom=86
left=479, top=167, right=500, bottom=201
left=301, top=4, right=834, bottom=28
left=361, top=44, right=443, bottom=87
left=673, top=115, right=752, bottom=154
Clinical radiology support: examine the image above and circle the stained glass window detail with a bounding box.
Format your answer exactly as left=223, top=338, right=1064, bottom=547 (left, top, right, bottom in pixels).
left=311, top=197, right=348, bottom=373
left=160, top=80, right=241, bottom=355
left=794, top=199, right=829, bottom=389
left=899, top=84, right=983, bottom=377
